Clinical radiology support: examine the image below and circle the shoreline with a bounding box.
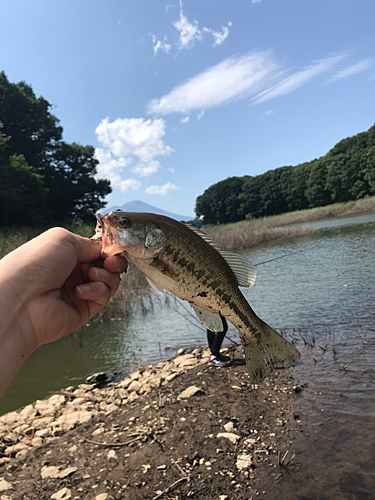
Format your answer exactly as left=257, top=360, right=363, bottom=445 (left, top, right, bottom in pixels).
left=0, top=347, right=306, bottom=500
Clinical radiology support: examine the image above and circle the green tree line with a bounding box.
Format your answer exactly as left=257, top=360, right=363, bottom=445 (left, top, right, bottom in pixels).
left=195, top=124, right=375, bottom=224
left=0, top=72, right=110, bottom=227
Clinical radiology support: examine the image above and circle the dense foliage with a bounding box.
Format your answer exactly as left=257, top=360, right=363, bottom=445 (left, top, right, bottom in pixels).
left=0, top=72, right=110, bottom=226
left=196, top=124, right=375, bottom=224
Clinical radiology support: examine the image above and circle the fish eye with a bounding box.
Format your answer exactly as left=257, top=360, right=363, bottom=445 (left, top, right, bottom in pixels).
left=119, top=217, right=130, bottom=227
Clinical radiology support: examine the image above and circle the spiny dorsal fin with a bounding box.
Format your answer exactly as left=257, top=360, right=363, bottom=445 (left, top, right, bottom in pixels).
left=185, top=224, right=256, bottom=288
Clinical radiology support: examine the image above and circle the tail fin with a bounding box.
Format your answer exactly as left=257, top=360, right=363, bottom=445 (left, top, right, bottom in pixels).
left=242, top=320, right=300, bottom=383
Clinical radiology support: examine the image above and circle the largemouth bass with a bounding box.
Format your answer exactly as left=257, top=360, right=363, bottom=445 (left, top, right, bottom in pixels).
left=94, top=211, right=300, bottom=382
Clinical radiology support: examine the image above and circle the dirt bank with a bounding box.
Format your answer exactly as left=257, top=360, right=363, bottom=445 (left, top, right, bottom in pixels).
left=0, top=347, right=307, bottom=500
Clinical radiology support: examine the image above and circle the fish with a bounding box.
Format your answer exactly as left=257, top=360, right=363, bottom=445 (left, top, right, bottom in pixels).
left=94, top=211, right=300, bottom=382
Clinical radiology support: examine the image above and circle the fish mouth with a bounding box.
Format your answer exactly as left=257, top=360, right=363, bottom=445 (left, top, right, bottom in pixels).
left=98, top=215, right=124, bottom=258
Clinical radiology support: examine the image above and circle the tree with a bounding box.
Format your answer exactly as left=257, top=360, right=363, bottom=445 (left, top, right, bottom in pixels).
left=0, top=73, right=111, bottom=226
left=195, top=176, right=248, bottom=224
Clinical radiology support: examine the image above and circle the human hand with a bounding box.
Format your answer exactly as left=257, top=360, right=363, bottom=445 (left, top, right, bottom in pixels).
left=0, top=228, right=127, bottom=395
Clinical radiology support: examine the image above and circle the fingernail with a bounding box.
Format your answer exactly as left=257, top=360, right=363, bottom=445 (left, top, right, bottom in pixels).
left=93, top=268, right=109, bottom=280
left=77, top=284, right=92, bottom=295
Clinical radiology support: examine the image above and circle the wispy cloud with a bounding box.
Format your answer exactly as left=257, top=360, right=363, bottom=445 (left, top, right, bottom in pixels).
left=327, top=59, right=372, bottom=83
left=145, top=182, right=181, bottom=195
left=150, top=34, right=172, bottom=56
left=95, top=117, right=173, bottom=191
left=148, top=51, right=346, bottom=115
left=173, top=3, right=202, bottom=50
left=155, top=1, right=231, bottom=54
left=252, top=54, right=345, bottom=104
left=203, top=22, right=232, bottom=47
left=148, top=51, right=281, bottom=115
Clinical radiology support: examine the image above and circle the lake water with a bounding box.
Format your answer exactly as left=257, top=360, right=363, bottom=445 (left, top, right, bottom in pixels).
left=1, top=212, right=375, bottom=498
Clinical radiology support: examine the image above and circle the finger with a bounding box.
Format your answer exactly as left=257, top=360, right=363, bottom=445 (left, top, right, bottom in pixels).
left=103, top=255, right=128, bottom=273
left=87, top=266, right=121, bottom=297
left=75, top=281, right=112, bottom=308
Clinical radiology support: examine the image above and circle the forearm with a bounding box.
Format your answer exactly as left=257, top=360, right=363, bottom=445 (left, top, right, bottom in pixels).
left=0, top=267, right=38, bottom=397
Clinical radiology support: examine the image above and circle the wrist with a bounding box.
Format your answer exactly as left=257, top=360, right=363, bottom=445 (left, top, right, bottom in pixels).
left=0, top=256, right=39, bottom=396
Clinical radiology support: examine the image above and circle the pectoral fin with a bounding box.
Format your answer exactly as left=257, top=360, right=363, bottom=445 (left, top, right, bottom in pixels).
left=191, top=305, right=225, bottom=332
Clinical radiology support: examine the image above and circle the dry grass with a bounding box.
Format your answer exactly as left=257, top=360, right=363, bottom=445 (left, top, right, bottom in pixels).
left=206, top=220, right=313, bottom=252
left=205, top=196, right=375, bottom=252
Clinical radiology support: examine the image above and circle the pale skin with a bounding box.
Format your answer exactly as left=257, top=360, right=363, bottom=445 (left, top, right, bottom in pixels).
left=0, top=227, right=127, bottom=397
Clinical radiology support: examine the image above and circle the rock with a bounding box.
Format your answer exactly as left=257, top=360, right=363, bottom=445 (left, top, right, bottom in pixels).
left=107, top=450, right=118, bottom=460
left=223, top=422, right=234, bottom=432
left=51, top=410, right=93, bottom=432
left=1, top=495, right=12, bottom=500
left=41, top=466, right=60, bottom=479
left=95, top=494, right=109, bottom=500
left=86, top=372, right=108, bottom=386
left=0, top=480, right=12, bottom=492
left=41, top=466, right=77, bottom=479
left=177, top=386, right=203, bottom=400
left=173, top=354, right=197, bottom=368
left=236, top=454, right=253, bottom=471
left=4, top=442, right=28, bottom=457
left=216, top=432, right=240, bottom=444
left=51, top=487, right=72, bottom=500
left=127, top=380, right=141, bottom=393
left=58, top=467, right=77, bottom=478
left=218, top=496, right=228, bottom=500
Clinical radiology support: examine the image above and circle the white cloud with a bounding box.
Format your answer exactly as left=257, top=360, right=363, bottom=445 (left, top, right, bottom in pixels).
left=180, top=116, right=190, bottom=123
left=94, top=148, right=130, bottom=188
left=168, top=167, right=175, bottom=173
left=172, top=2, right=231, bottom=51
left=327, top=59, right=372, bottom=83
left=151, top=34, right=172, bottom=56
left=145, top=182, right=181, bottom=195
left=95, top=117, right=173, bottom=188
left=148, top=51, right=281, bottom=115
left=173, top=3, right=202, bottom=50
left=264, top=109, right=274, bottom=117
left=252, top=54, right=345, bottom=104
left=148, top=51, right=347, bottom=117
left=132, top=160, right=161, bottom=177
left=252, top=0, right=262, bottom=3
left=203, top=21, right=232, bottom=47
left=120, top=178, right=142, bottom=193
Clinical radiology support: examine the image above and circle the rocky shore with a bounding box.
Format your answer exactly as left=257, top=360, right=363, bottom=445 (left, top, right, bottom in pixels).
left=0, top=347, right=306, bottom=500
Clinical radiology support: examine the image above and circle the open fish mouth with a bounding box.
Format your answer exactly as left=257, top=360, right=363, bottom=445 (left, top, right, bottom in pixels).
left=92, top=213, right=124, bottom=258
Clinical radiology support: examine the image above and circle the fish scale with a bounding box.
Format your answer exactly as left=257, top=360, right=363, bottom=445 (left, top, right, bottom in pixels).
left=95, top=211, right=301, bottom=382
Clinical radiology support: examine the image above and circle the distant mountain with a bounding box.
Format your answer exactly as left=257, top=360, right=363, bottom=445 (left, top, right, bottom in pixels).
left=104, top=200, right=194, bottom=222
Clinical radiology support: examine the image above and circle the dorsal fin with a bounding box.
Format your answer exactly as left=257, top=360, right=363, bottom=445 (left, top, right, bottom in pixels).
left=184, top=224, right=256, bottom=288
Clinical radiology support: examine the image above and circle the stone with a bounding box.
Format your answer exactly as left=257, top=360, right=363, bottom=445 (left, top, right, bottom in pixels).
left=236, top=454, right=253, bottom=471
left=41, top=466, right=60, bottom=479
left=177, top=386, right=203, bottom=400
left=95, top=494, right=109, bottom=500
left=107, top=450, right=118, bottom=460
left=0, top=480, right=12, bottom=492
left=51, top=410, right=93, bottom=432
left=51, top=487, right=72, bottom=500
left=4, top=442, right=28, bottom=457
left=58, top=467, right=77, bottom=478
left=216, top=432, right=240, bottom=444
left=127, top=380, right=141, bottom=393
left=223, top=422, right=234, bottom=432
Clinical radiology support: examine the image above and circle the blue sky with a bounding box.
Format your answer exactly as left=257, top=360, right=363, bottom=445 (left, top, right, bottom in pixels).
left=1, top=0, right=374, bottom=218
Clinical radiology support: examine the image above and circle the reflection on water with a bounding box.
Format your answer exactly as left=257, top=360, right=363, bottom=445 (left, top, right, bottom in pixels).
left=1, top=212, right=375, bottom=497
